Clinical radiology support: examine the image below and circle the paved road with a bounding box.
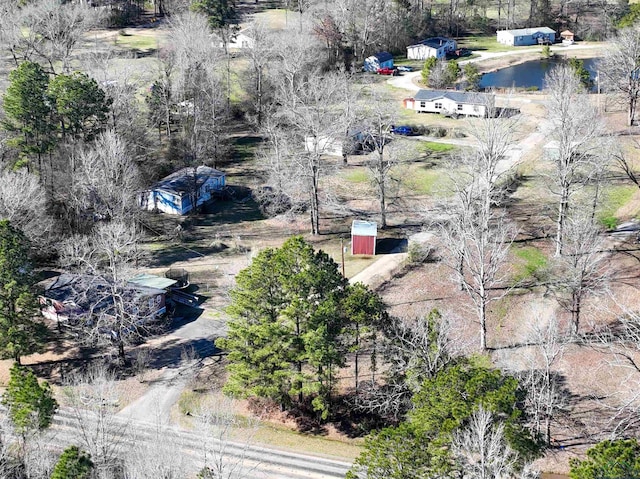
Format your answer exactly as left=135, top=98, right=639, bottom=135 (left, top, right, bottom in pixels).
left=387, top=43, right=605, bottom=92
left=38, top=407, right=353, bottom=479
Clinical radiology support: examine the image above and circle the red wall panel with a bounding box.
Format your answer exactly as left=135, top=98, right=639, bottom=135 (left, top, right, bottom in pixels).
left=352, top=235, right=375, bottom=255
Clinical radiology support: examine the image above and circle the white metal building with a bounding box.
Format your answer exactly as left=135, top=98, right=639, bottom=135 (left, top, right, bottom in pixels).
left=496, top=27, right=556, bottom=46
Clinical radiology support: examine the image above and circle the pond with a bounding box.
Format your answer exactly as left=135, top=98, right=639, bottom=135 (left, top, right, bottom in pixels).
left=479, top=57, right=599, bottom=90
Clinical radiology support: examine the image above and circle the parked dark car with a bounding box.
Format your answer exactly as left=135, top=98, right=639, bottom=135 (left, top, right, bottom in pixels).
left=391, top=125, right=415, bottom=136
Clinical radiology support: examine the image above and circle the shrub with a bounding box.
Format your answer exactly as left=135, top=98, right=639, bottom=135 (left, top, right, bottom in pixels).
left=408, top=242, right=433, bottom=264
left=432, top=127, right=447, bottom=138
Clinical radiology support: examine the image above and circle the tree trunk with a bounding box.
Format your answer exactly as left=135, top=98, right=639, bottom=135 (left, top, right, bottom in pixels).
left=555, top=187, right=569, bottom=256
left=572, top=291, right=581, bottom=335
left=480, top=298, right=487, bottom=350
left=354, top=323, right=360, bottom=393
left=310, top=162, right=320, bottom=235
left=118, top=340, right=126, bottom=364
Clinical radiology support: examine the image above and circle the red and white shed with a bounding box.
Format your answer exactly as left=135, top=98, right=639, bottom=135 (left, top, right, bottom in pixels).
left=351, top=220, right=378, bottom=255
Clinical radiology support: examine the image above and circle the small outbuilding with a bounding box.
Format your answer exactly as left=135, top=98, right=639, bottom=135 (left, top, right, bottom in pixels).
left=496, top=27, right=556, bottom=46
left=351, top=220, right=377, bottom=256
left=364, top=52, right=394, bottom=72
left=560, top=30, right=575, bottom=45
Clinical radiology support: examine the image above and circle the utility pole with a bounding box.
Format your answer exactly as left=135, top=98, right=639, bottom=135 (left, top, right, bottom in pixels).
left=341, top=237, right=346, bottom=277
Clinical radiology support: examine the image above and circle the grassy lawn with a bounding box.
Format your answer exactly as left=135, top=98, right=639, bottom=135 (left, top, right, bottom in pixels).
left=311, top=238, right=379, bottom=278
left=598, top=185, right=637, bottom=229
left=458, top=35, right=516, bottom=53
left=512, top=246, right=548, bottom=283
left=115, top=32, right=158, bottom=51
left=419, top=141, right=456, bottom=153
left=250, top=422, right=363, bottom=460
left=342, top=169, right=370, bottom=184
left=176, top=390, right=362, bottom=460
left=251, top=8, right=301, bottom=30
left=404, top=165, right=452, bottom=195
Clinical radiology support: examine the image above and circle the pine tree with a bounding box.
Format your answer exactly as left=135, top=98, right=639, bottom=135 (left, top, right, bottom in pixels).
left=48, top=72, right=111, bottom=142
left=0, top=220, right=48, bottom=363
left=51, top=446, right=93, bottom=479
left=2, top=363, right=58, bottom=433
left=2, top=61, right=55, bottom=169
left=220, top=236, right=373, bottom=418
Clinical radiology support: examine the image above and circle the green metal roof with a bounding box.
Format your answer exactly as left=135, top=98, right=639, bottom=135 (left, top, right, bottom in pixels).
left=128, top=274, right=177, bottom=290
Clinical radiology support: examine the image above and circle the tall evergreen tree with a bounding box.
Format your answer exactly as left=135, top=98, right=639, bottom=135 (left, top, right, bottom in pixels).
left=2, top=363, right=57, bottom=433
left=2, top=61, right=55, bottom=169
left=48, top=72, right=111, bottom=142
left=0, top=220, right=47, bottom=363
left=220, top=236, right=383, bottom=418
left=348, top=362, right=542, bottom=479
left=570, top=439, right=640, bottom=479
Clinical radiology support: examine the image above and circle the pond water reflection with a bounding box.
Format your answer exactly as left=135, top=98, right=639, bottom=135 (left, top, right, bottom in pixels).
left=478, top=57, right=598, bottom=90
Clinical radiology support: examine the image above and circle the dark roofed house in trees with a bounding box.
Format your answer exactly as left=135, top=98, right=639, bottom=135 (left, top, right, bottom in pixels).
left=39, top=273, right=169, bottom=326
left=139, top=166, right=226, bottom=215
left=351, top=220, right=377, bottom=255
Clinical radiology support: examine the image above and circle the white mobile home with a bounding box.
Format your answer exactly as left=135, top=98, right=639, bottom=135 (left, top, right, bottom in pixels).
left=404, top=90, right=493, bottom=118
left=406, top=37, right=457, bottom=60
left=496, top=27, right=556, bottom=46
left=139, top=166, right=226, bottom=215
left=304, top=130, right=366, bottom=157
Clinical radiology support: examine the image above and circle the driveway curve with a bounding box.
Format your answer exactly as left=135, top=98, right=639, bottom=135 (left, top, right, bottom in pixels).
left=386, top=43, right=605, bottom=92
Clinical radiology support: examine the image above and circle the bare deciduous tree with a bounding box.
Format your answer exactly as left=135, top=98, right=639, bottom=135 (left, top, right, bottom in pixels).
left=452, top=407, right=534, bottom=479
left=600, top=26, right=640, bottom=127
left=518, top=310, right=569, bottom=446
left=553, top=210, right=609, bottom=335
left=195, top=397, right=258, bottom=479
left=62, top=363, right=129, bottom=479
left=168, top=12, right=229, bottom=169
left=332, top=0, right=385, bottom=63
left=24, top=0, right=104, bottom=74
left=0, top=169, right=53, bottom=245
left=442, top=164, right=514, bottom=349
left=354, top=310, right=460, bottom=421
left=359, top=90, right=408, bottom=229
left=61, top=221, right=151, bottom=363
left=123, top=425, right=188, bottom=479
left=544, top=65, right=604, bottom=256
left=266, top=72, right=352, bottom=234
left=243, top=21, right=274, bottom=127
left=22, top=433, right=57, bottom=479
left=69, top=131, right=141, bottom=226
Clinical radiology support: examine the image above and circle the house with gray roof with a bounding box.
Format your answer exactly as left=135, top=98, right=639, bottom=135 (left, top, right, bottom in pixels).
left=39, top=273, right=168, bottom=327
left=139, top=166, right=226, bottom=215
left=403, top=90, right=494, bottom=117
left=364, top=52, right=394, bottom=72
left=496, top=27, right=555, bottom=46
left=407, top=37, right=457, bottom=60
